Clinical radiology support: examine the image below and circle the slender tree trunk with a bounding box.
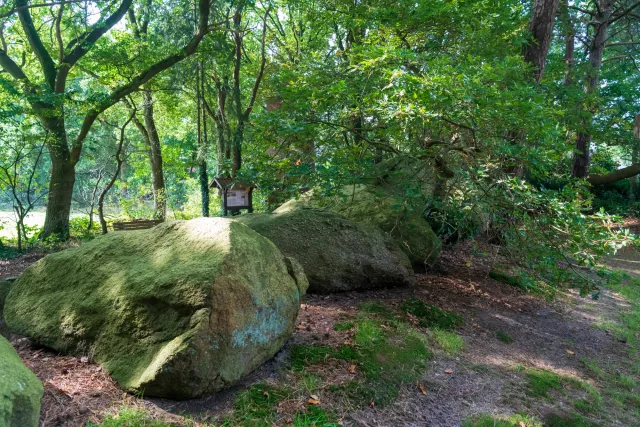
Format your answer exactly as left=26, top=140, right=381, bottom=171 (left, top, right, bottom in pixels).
left=632, top=115, right=640, bottom=201
left=199, top=62, right=210, bottom=217
left=99, top=114, right=132, bottom=233
left=560, top=0, right=575, bottom=86
left=142, top=89, right=167, bottom=219
left=571, top=0, right=612, bottom=178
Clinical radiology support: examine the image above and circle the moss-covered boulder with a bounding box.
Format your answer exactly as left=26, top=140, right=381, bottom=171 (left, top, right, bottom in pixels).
left=0, top=279, right=14, bottom=339
left=279, top=184, right=441, bottom=271
left=0, top=335, right=43, bottom=427
left=4, top=218, right=308, bottom=399
left=237, top=207, right=413, bottom=294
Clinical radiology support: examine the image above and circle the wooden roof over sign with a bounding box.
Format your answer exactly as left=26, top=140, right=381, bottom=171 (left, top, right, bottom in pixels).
left=209, top=177, right=256, bottom=190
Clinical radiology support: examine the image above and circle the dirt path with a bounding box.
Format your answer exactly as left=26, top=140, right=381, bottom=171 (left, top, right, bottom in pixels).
left=5, top=243, right=640, bottom=426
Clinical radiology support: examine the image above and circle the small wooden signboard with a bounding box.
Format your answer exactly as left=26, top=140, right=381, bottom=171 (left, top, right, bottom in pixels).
left=210, top=177, right=255, bottom=216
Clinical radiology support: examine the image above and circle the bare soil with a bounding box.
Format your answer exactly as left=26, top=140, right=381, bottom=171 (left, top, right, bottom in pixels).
left=5, top=241, right=639, bottom=426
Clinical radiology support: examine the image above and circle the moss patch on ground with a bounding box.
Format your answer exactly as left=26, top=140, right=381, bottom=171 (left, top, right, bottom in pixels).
left=401, top=298, right=463, bottom=329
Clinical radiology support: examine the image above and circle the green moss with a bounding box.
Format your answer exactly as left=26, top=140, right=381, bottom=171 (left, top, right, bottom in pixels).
left=5, top=218, right=307, bottom=399
left=496, top=330, right=514, bottom=344
left=462, top=413, right=541, bottom=427
left=0, top=279, right=12, bottom=338
left=401, top=298, right=463, bottom=329
left=0, top=335, right=44, bottom=427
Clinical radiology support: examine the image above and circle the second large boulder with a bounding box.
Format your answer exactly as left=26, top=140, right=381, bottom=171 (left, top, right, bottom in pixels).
left=4, top=218, right=308, bottom=399
left=0, top=335, right=44, bottom=427
left=237, top=206, right=413, bottom=294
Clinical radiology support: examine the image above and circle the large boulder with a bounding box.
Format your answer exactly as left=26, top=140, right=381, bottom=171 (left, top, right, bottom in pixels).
left=237, top=206, right=413, bottom=294
left=0, top=335, right=43, bottom=427
left=279, top=184, right=441, bottom=271
left=4, top=218, right=308, bottom=399
left=0, top=279, right=15, bottom=339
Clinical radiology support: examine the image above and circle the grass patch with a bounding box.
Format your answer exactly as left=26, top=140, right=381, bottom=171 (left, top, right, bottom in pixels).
left=544, top=412, right=598, bottom=427
left=526, top=369, right=562, bottom=398
left=401, top=298, right=463, bottom=329
left=90, top=408, right=174, bottom=426
left=292, top=406, right=340, bottom=427
left=221, top=383, right=291, bottom=426
left=359, top=301, right=395, bottom=319
left=333, top=321, right=354, bottom=331
left=496, top=330, right=513, bottom=344
left=291, top=316, right=431, bottom=408
left=432, top=329, right=465, bottom=355
left=462, top=412, right=541, bottom=427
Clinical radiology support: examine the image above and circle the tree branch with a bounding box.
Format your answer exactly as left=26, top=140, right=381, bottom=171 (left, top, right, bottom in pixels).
left=244, top=5, right=271, bottom=119
left=56, top=0, right=133, bottom=93
left=71, top=0, right=212, bottom=163
left=16, top=0, right=56, bottom=88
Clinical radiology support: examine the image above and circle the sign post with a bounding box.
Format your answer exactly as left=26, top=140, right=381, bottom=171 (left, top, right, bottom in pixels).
left=210, top=178, right=255, bottom=216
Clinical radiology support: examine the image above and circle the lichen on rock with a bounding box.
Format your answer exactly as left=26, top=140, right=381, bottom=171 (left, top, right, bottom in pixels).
left=4, top=218, right=307, bottom=399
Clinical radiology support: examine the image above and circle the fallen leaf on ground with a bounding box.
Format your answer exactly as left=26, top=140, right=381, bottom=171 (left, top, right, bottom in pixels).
left=263, top=391, right=270, bottom=398
left=348, top=364, right=357, bottom=374
left=444, top=369, right=453, bottom=374
left=418, top=383, right=428, bottom=395
left=566, top=349, right=575, bottom=355
left=369, top=401, right=375, bottom=408
left=308, top=398, right=320, bottom=405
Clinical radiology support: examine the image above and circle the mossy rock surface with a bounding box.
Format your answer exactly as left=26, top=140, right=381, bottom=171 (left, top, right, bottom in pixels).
left=279, top=184, right=441, bottom=271
left=5, top=218, right=308, bottom=399
left=237, top=207, right=413, bottom=294
left=0, top=279, right=13, bottom=339
left=0, top=335, right=43, bottom=427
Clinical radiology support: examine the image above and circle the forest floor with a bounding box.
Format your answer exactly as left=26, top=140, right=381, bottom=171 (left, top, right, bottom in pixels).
left=4, top=241, right=640, bottom=427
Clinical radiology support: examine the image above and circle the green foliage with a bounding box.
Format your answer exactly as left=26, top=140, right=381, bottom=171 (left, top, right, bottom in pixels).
left=401, top=298, right=463, bottom=330
left=462, top=413, right=541, bottom=427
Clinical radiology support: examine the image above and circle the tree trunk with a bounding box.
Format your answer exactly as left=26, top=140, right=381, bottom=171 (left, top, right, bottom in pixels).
left=571, top=0, right=612, bottom=178
left=143, top=89, right=167, bottom=219
left=42, top=154, right=76, bottom=238
left=523, top=0, right=561, bottom=83
left=573, top=132, right=591, bottom=178
left=560, top=0, right=574, bottom=86
left=40, top=118, right=76, bottom=238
